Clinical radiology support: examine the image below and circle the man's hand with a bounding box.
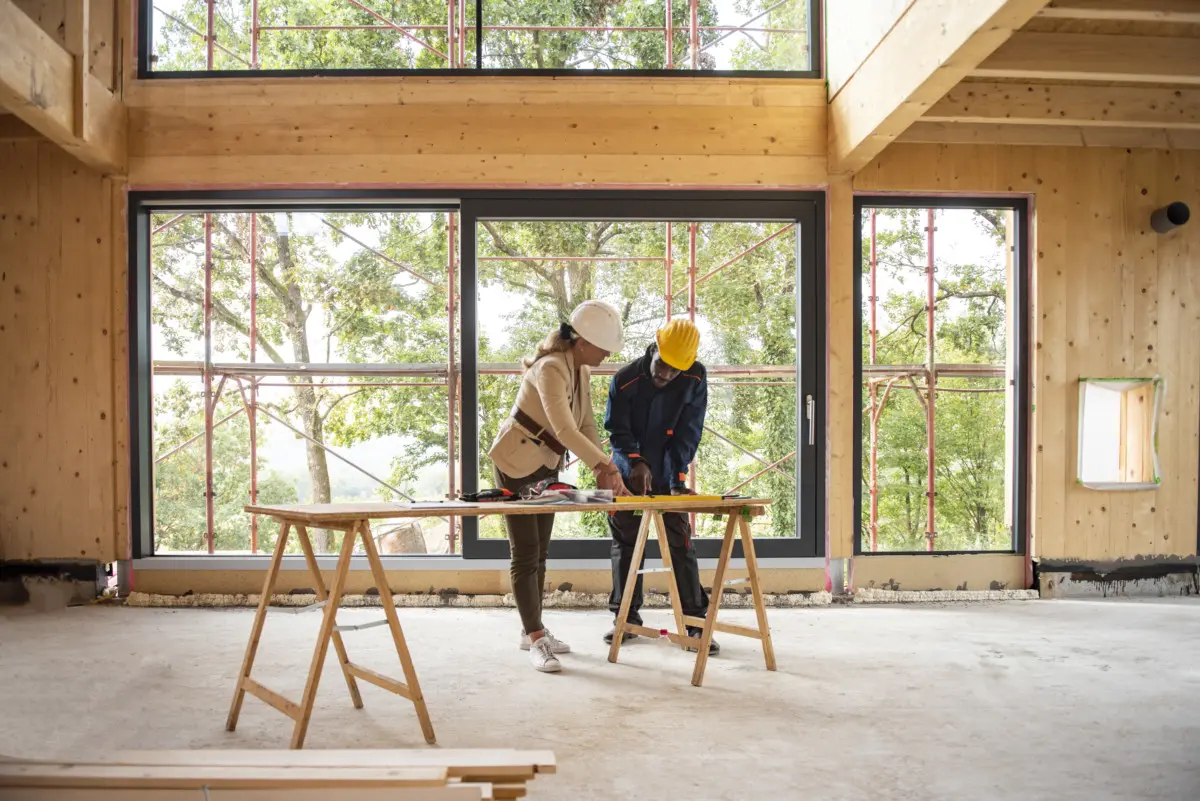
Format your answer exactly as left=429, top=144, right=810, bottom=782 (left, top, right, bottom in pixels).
left=629, top=462, right=653, bottom=495
left=671, top=486, right=696, bottom=496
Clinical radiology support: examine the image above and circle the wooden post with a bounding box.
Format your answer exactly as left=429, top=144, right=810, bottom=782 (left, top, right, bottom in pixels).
left=358, top=520, right=438, bottom=744
left=653, top=512, right=689, bottom=649
left=290, top=524, right=359, bottom=749
left=294, top=523, right=364, bottom=710
left=607, top=511, right=653, bottom=663
left=226, top=519, right=291, bottom=732
left=737, top=514, right=776, bottom=671
left=65, top=0, right=89, bottom=138
left=690, top=513, right=738, bottom=686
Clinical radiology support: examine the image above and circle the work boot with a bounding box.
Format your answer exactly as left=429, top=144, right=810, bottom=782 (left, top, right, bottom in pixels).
left=603, top=623, right=637, bottom=645
left=687, top=626, right=720, bottom=656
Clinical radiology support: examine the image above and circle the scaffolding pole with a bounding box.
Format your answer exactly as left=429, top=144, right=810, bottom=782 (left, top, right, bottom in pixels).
left=447, top=212, right=459, bottom=554
left=868, top=210, right=879, bottom=553
left=203, top=213, right=215, bottom=554
left=248, top=214, right=259, bottom=554
left=925, top=208, right=937, bottom=552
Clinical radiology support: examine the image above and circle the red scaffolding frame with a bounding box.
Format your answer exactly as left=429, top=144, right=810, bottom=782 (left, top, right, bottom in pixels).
left=152, top=0, right=807, bottom=70
left=151, top=214, right=798, bottom=555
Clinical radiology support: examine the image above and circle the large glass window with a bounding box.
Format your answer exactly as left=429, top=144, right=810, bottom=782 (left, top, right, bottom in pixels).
left=855, top=201, right=1029, bottom=554
left=148, top=208, right=461, bottom=555
left=130, top=192, right=823, bottom=561
left=472, top=219, right=797, bottom=544
left=141, top=1, right=816, bottom=75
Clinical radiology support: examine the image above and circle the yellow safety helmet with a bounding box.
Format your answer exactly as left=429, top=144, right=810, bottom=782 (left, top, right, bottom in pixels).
left=656, top=318, right=700, bottom=371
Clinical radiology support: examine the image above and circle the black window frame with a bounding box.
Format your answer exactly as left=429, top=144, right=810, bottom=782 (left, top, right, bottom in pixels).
left=128, top=189, right=825, bottom=561
left=136, top=0, right=821, bottom=79
left=852, top=195, right=1032, bottom=557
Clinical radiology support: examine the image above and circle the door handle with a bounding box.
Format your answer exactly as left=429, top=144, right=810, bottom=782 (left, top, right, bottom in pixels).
left=806, top=395, right=815, bottom=446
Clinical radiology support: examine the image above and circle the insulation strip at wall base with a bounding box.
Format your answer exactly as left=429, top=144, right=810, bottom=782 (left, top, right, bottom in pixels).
left=124, top=589, right=835, bottom=609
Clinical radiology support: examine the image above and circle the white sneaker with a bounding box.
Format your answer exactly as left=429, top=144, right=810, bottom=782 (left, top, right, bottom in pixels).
left=520, top=629, right=571, bottom=654
left=528, top=638, right=562, bottom=673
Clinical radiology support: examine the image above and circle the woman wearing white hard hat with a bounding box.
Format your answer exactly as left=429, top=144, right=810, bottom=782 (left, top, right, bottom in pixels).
left=488, top=299, right=631, bottom=674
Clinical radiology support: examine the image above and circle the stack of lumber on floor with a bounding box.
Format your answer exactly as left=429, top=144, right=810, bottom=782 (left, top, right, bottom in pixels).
left=0, top=748, right=556, bottom=800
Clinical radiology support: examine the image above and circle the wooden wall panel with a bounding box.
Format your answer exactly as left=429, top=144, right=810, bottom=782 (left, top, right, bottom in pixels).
left=125, top=78, right=829, bottom=189
left=0, top=140, right=126, bottom=562
left=12, top=0, right=118, bottom=91
left=853, top=143, right=1200, bottom=562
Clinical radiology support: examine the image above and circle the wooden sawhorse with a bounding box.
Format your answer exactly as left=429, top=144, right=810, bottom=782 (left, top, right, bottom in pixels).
left=226, top=513, right=435, bottom=749
left=606, top=503, right=777, bottom=686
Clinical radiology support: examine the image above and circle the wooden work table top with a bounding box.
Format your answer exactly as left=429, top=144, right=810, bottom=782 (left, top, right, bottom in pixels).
left=245, top=497, right=770, bottom=523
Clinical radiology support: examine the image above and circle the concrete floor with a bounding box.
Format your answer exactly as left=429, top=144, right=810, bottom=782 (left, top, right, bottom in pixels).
left=0, top=600, right=1197, bottom=800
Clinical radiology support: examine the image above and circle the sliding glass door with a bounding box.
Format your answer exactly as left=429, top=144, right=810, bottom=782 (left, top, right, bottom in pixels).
left=458, top=194, right=823, bottom=559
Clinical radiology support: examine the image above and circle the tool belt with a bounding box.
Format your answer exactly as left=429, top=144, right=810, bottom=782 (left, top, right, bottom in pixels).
left=512, top=408, right=566, bottom=456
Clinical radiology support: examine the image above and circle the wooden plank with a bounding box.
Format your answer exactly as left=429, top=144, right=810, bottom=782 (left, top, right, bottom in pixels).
left=247, top=498, right=771, bottom=523
left=827, top=0, right=1050, bottom=173
left=1039, top=0, right=1200, bottom=24
left=294, top=523, right=365, bottom=710
left=898, top=121, right=1200, bottom=149
left=925, top=83, right=1200, bottom=130
left=737, top=514, right=777, bottom=670
left=123, top=77, right=828, bottom=109
left=690, top=513, right=739, bottom=686
left=680, top=616, right=763, bottom=639
left=345, top=662, right=413, bottom=699
left=291, top=524, right=359, bottom=749
left=0, top=140, right=39, bottom=560
left=0, top=0, right=125, bottom=174
left=974, top=32, right=1200, bottom=84
left=127, top=153, right=827, bottom=191
left=358, top=519, right=437, bottom=745
left=107, top=176, right=128, bottom=561
left=64, top=0, right=88, bottom=138
left=0, top=788, right=484, bottom=801
left=1124, top=149, right=1160, bottom=555
left=827, top=175, right=855, bottom=561
left=1030, top=147, right=1073, bottom=561
left=88, top=0, right=118, bottom=92
left=0, top=764, right=450, bottom=789
left=242, top=677, right=302, bottom=721
left=826, top=0, right=918, bottom=99
left=129, top=104, right=823, bottom=158
left=226, top=520, right=291, bottom=733
left=112, top=749, right=556, bottom=777
left=0, top=115, right=42, bottom=139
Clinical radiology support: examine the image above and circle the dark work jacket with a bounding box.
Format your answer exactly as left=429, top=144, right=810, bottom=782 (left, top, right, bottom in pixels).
left=604, top=345, right=708, bottom=491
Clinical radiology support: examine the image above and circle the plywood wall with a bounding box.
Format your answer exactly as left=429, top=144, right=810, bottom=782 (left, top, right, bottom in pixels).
left=124, top=77, right=828, bottom=189
left=0, top=140, right=127, bottom=562
left=845, top=144, right=1200, bottom=563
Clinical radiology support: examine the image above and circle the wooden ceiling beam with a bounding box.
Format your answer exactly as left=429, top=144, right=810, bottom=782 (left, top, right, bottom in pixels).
left=828, top=0, right=1051, bottom=174
left=926, top=82, right=1200, bottom=129
left=0, top=0, right=125, bottom=174
left=1038, top=0, right=1200, bottom=24
left=975, top=32, right=1200, bottom=84
left=898, top=119, right=1200, bottom=149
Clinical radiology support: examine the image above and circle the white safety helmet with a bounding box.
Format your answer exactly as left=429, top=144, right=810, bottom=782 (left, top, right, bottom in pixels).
left=569, top=299, right=625, bottom=354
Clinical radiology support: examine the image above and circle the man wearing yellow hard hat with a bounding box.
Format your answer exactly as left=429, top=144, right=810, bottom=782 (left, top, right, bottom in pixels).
left=602, top=318, right=718, bottom=655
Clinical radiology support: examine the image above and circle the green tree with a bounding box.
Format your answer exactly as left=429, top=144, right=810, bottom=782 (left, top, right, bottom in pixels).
left=861, top=208, right=1010, bottom=552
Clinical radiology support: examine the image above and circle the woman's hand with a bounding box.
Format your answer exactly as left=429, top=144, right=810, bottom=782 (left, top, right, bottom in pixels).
left=594, top=461, right=631, bottom=497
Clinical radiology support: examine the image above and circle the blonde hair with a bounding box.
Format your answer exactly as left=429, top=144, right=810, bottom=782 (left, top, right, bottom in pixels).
left=522, top=324, right=576, bottom=369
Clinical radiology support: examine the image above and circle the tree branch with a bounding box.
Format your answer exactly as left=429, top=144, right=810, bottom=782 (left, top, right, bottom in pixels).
left=152, top=275, right=286, bottom=364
